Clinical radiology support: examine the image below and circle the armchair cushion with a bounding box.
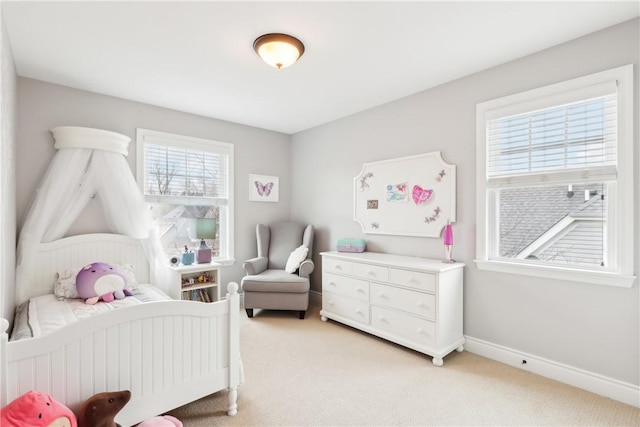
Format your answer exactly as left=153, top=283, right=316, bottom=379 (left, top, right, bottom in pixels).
left=267, top=223, right=307, bottom=269
left=242, top=270, right=310, bottom=293
left=285, top=245, right=309, bottom=273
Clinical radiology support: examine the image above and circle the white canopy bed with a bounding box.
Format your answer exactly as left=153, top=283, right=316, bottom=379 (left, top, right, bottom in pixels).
left=1, top=127, right=241, bottom=426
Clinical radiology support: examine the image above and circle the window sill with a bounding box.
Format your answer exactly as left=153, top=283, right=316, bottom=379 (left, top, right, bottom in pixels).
left=474, top=260, right=636, bottom=288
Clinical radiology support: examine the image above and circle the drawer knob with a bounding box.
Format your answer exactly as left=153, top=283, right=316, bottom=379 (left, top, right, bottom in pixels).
left=356, top=288, right=365, bottom=294
left=416, top=301, right=427, bottom=308
left=378, top=292, right=387, bottom=299
left=367, top=271, right=376, bottom=276
left=417, top=328, right=429, bottom=336
left=334, top=265, right=342, bottom=270
left=355, top=308, right=363, bottom=315
left=378, top=316, right=387, bottom=323
left=328, top=281, right=336, bottom=287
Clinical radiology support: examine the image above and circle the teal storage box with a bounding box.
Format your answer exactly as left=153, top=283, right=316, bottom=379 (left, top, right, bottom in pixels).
left=337, top=238, right=366, bottom=253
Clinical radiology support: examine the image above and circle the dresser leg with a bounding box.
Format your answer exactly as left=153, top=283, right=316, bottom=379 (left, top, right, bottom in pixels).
left=320, top=315, right=328, bottom=322
left=432, top=357, right=444, bottom=367
left=456, top=345, right=464, bottom=352
left=227, top=386, right=238, bottom=416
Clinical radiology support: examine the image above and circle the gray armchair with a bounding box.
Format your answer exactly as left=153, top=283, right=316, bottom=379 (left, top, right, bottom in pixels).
left=241, top=222, right=314, bottom=319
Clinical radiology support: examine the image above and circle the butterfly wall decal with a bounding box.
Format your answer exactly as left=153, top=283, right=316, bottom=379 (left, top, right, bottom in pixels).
left=424, top=207, right=442, bottom=223
left=360, top=172, right=374, bottom=191
left=412, top=185, right=433, bottom=205
left=435, top=169, right=446, bottom=182
left=254, top=181, right=274, bottom=197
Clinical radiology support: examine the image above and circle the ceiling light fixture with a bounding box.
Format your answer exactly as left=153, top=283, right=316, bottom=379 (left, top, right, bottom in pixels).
left=253, top=33, right=305, bottom=69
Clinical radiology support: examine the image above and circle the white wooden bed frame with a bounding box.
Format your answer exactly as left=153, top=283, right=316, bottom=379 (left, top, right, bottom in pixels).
left=0, top=234, right=241, bottom=426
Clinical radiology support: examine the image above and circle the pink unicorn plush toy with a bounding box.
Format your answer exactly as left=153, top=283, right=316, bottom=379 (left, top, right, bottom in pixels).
left=76, top=262, right=132, bottom=305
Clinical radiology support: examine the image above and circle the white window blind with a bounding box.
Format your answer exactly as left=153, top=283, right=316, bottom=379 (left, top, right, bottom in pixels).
left=486, top=87, right=617, bottom=188
left=137, top=129, right=232, bottom=207
left=143, top=143, right=229, bottom=201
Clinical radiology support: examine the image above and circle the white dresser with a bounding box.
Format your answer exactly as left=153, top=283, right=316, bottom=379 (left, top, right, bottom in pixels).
left=320, top=251, right=465, bottom=366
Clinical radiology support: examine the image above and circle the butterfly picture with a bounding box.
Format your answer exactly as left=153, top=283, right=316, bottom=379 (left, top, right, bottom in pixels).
left=249, top=174, right=279, bottom=202
left=436, top=169, right=446, bottom=182
left=412, top=185, right=433, bottom=205
left=255, top=181, right=274, bottom=197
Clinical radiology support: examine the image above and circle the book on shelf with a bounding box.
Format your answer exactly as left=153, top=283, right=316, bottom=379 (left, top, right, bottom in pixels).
left=202, top=289, right=211, bottom=303
left=183, top=288, right=212, bottom=302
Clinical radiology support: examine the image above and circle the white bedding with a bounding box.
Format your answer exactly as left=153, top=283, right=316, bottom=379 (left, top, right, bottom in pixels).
left=10, top=284, right=171, bottom=341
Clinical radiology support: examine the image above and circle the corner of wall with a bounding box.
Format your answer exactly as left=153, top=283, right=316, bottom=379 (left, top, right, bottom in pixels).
left=1, top=9, right=18, bottom=325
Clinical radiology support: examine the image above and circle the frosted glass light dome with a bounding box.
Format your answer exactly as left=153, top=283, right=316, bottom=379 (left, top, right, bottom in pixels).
left=253, top=33, right=305, bottom=69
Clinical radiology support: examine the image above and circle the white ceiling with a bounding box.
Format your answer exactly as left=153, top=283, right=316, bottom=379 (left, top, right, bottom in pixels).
left=3, top=1, right=638, bottom=134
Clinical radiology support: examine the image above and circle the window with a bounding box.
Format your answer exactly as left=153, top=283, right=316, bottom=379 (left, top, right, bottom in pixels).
left=136, top=129, right=234, bottom=264
left=476, top=65, right=634, bottom=287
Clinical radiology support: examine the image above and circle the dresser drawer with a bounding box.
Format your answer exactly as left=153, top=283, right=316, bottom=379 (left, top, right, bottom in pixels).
left=370, top=283, right=435, bottom=320
left=353, top=262, right=389, bottom=282
left=371, top=306, right=435, bottom=348
left=323, top=293, right=370, bottom=325
left=389, top=268, right=435, bottom=292
left=323, top=257, right=352, bottom=275
left=323, top=272, right=369, bottom=302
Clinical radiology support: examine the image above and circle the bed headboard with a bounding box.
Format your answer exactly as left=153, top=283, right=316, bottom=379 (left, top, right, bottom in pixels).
left=23, top=233, right=151, bottom=302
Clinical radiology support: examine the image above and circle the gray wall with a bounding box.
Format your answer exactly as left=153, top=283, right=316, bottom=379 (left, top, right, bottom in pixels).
left=16, top=78, right=292, bottom=289
left=292, top=19, right=639, bottom=385
left=0, top=9, right=17, bottom=325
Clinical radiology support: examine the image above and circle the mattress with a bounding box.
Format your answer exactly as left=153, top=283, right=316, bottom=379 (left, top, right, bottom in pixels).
left=10, top=284, right=171, bottom=341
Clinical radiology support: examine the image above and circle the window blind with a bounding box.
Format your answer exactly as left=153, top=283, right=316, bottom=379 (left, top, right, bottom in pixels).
left=143, top=143, right=229, bottom=201
left=486, top=92, right=617, bottom=187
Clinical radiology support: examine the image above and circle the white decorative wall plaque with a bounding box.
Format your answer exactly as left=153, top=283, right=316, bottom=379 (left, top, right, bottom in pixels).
left=353, top=151, right=456, bottom=237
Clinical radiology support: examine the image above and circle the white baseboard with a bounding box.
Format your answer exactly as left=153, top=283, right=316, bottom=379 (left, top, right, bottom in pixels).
left=464, top=336, right=640, bottom=408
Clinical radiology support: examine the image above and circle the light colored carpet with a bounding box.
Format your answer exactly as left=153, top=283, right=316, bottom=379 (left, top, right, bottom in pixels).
left=168, top=302, right=640, bottom=426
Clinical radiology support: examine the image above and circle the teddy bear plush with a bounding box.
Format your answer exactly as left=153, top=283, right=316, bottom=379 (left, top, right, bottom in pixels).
left=76, top=262, right=133, bottom=304
left=137, top=415, right=183, bottom=426
left=0, top=390, right=77, bottom=427
left=77, top=390, right=131, bottom=427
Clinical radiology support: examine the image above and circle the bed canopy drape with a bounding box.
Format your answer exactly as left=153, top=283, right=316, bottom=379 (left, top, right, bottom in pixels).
left=15, top=126, right=171, bottom=305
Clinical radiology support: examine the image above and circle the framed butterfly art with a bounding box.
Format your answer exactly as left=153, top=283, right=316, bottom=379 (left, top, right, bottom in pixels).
left=249, top=174, right=279, bottom=202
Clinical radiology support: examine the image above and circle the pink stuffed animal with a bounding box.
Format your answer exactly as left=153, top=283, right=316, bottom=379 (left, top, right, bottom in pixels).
left=137, top=415, right=183, bottom=426
left=0, top=390, right=77, bottom=427
left=76, top=262, right=132, bottom=305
